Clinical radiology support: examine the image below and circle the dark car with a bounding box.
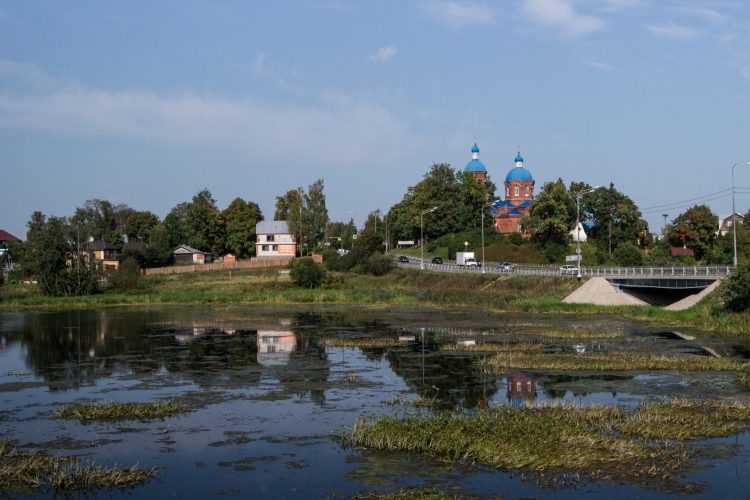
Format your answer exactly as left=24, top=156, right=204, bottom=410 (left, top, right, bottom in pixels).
left=398, top=255, right=410, bottom=263
left=431, top=256, right=443, bottom=264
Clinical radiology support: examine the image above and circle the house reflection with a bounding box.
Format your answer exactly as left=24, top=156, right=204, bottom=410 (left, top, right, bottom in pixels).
left=507, top=371, right=537, bottom=407
left=256, top=331, right=297, bottom=366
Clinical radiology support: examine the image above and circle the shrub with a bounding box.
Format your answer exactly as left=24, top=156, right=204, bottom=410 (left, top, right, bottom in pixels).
left=612, top=242, right=644, bottom=267
left=110, top=257, right=143, bottom=292
left=723, top=261, right=750, bottom=312
left=289, top=258, right=326, bottom=288
left=364, top=253, right=392, bottom=276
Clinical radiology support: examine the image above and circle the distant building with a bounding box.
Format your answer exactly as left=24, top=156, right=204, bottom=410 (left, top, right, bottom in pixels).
left=718, top=213, right=745, bottom=236
left=0, top=230, right=21, bottom=245
left=255, top=221, right=296, bottom=258
left=86, top=240, right=121, bottom=271
left=173, top=245, right=212, bottom=264
left=0, top=230, right=20, bottom=276
left=489, top=151, right=535, bottom=235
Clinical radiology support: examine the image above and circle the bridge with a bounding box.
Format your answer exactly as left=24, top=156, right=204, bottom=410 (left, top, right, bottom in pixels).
left=396, top=258, right=733, bottom=306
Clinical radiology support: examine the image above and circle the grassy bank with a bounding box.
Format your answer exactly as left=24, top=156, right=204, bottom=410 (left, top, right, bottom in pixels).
left=348, top=400, right=750, bottom=489
left=1, top=268, right=748, bottom=335
left=56, top=400, right=190, bottom=423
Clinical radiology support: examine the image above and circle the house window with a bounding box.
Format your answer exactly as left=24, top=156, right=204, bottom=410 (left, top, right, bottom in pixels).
left=272, top=245, right=278, bottom=251
left=267, top=234, right=275, bottom=242
left=514, top=186, right=519, bottom=197
left=262, top=245, right=270, bottom=251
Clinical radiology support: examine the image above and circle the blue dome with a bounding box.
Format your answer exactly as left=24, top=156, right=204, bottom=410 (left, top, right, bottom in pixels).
left=471, top=143, right=480, bottom=153
left=515, top=153, right=524, bottom=163
left=464, top=159, right=487, bottom=173
left=506, top=167, right=533, bottom=182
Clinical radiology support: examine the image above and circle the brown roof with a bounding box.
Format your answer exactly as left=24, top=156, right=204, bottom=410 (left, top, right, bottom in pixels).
left=670, top=247, right=695, bottom=257
left=0, top=230, right=21, bottom=242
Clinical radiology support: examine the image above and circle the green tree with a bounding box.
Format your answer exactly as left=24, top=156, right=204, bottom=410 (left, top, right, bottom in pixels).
left=24, top=212, right=98, bottom=296
left=585, top=184, right=646, bottom=257
left=145, top=223, right=173, bottom=267
left=520, top=179, right=572, bottom=245
left=184, top=189, right=226, bottom=255
left=70, top=199, right=122, bottom=244
left=668, top=205, right=718, bottom=261
left=110, top=256, right=142, bottom=292
left=223, top=198, right=263, bottom=258
left=163, top=202, right=188, bottom=249
left=125, top=210, right=160, bottom=242
left=303, top=179, right=328, bottom=249
left=275, top=188, right=304, bottom=252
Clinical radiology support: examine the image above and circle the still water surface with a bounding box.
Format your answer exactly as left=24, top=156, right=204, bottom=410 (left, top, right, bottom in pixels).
left=1, top=306, right=750, bottom=498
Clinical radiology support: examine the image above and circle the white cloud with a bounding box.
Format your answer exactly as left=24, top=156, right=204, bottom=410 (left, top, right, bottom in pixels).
left=644, top=22, right=703, bottom=40
left=521, top=0, right=604, bottom=36
left=580, top=58, right=619, bottom=71
left=369, top=46, right=398, bottom=62
left=599, top=0, right=642, bottom=12
left=675, top=7, right=728, bottom=26
left=421, top=1, right=495, bottom=28
left=0, top=61, right=420, bottom=170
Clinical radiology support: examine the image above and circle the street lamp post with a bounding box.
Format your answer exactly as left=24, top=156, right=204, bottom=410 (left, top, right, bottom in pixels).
left=384, top=211, right=390, bottom=254
left=575, top=187, right=598, bottom=279
left=420, top=206, right=438, bottom=270
left=480, top=202, right=493, bottom=274
left=732, top=161, right=750, bottom=267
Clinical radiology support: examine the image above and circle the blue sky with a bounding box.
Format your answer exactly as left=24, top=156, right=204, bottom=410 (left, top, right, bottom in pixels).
left=2, top=0, right=750, bottom=239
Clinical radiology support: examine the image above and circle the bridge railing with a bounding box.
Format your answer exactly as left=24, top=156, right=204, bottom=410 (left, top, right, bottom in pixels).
left=394, top=256, right=732, bottom=278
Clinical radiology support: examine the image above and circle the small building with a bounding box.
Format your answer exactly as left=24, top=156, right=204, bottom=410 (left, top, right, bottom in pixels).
left=255, top=221, right=296, bottom=258
left=0, top=230, right=21, bottom=245
left=222, top=253, right=236, bottom=264
left=670, top=246, right=695, bottom=258
left=87, top=240, right=121, bottom=271
left=718, top=213, right=745, bottom=236
left=173, top=245, right=212, bottom=264
left=0, top=230, right=20, bottom=276
left=569, top=222, right=588, bottom=243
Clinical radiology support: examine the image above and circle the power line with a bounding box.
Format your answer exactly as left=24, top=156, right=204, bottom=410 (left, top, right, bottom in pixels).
left=641, top=187, right=733, bottom=211
left=642, top=192, right=732, bottom=214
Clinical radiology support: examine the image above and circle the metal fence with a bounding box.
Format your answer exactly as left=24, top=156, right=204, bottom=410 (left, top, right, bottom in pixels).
left=394, top=256, right=732, bottom=279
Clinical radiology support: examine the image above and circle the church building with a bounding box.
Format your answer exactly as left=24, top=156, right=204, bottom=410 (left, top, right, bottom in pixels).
left=463, top=143, right=536, bottom=235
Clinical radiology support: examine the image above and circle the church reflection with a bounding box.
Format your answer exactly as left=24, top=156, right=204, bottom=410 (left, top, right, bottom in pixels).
left=506, top=371, right=537, bottom=407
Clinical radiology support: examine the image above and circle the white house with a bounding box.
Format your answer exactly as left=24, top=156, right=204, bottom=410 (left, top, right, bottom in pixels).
left=255, top=221, right=296, bottom=258
left=718, top=213, right=745, bottom=236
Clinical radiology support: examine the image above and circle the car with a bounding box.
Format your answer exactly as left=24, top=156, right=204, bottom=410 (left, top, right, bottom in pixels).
left=398, top=255, right=410, bottom=263
left=431, top=256, right=443, bottom=264
left=497, top=262, right=513, bottom=271
left=560, top=265, right=578, bottom=275
left=465, top=257, right=479, bottom=267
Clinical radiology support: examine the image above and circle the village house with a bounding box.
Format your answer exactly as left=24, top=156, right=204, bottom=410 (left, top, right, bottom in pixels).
left=86, top=240, right=121, bottom=271
left=718, top=213, right=745, bottom=236
left=173, top=245, right=212, bottom=264
left=255, top=221, right=296, bottom=258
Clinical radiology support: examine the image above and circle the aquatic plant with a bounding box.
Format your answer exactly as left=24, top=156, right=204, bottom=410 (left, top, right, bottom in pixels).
left=349, top=399, right=750, bottom=487
left=56, top=400, right=190, bottom=423
left=323, top=338, right=405, bottom=348
left=0, top=438, right=156, bottom=493
left=439, top=342, right=546, bottom=352
left=479, top=351, right=749, bottom=373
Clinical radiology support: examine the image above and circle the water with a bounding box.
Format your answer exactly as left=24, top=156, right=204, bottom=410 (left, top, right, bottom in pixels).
left=1, top=306, right=750, bottom=498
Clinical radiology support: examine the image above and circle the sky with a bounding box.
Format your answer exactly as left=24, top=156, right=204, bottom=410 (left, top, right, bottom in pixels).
left=2, top=0, right=750, bottom=239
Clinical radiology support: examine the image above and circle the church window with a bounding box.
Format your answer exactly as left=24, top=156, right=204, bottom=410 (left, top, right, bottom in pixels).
left=506, top=187, right=510, bottom=197
left=525, top=186, right=529, bottom=197
left=514, top=186, right=519, bottom=197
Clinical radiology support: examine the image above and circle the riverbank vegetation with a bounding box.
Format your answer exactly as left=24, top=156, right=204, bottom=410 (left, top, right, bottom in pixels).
left=0, top=438, right=157, bottom=494
left=2, top=267, right=749, bottom=335
left=56, top=400, right=190, bottom=423
left=348, top=400, right=750, bottom=490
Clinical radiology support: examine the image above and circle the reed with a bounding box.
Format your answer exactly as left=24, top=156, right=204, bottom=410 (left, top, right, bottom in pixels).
left=56, top=400, right=190, bottom=422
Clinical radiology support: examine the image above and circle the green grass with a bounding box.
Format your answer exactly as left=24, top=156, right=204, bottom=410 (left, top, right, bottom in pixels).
left=348, top=399, right=750, bottom=487
left=0, top=438, right=157, bottom=494
left=56, top=400, right=190, bottom=422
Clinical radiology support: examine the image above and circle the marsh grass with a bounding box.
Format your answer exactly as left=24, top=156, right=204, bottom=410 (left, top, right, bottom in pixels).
left=384, top=395, right=441, bottom=408
left=528, top=328, right=625, bottom=339
left=349, top=400, right=750, bottom=487
left=56, top=400, right=189, bottom=423
left=0, top=438, right=156, bottom=493
left=323, top=338, right=406, bottom=348
left=479, top=351, right=749, bottom=373
left=352, top=488, right=459, bottom=499
left=439, top=342, right=546, bottom=353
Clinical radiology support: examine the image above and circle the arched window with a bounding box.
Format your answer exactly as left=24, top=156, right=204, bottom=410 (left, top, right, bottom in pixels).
left=506, top=187, right=510, bottom=197
left=514, top=186, right=519, bottom=197
left=525, top=186, right=530, bottom=196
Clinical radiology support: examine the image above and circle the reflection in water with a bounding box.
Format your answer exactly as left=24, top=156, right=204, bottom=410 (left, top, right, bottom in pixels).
left=507, top=371, right=537, bottom=407
left=256, top=331, right=296, bottom=367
